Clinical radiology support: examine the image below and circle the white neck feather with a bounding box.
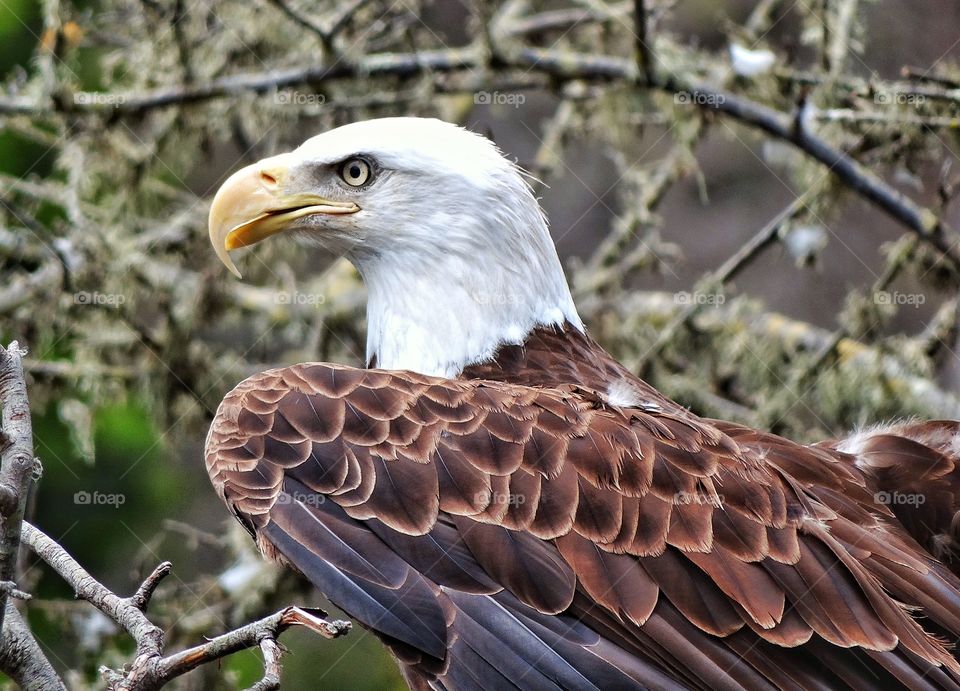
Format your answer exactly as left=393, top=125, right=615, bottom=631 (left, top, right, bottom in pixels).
left=351, top=202, right=582, bottom=378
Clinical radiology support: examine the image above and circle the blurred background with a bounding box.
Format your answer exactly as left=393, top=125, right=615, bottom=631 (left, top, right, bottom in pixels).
left=1, top=0, right=959, bottom=688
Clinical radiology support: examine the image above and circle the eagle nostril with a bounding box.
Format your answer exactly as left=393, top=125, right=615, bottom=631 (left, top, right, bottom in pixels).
left=259, top=170, right=278, bottom=187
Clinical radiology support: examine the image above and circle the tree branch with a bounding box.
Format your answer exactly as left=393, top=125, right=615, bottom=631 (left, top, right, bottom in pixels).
left=640, top=193, right=812, bottom=366
left=0, top=342, right=36, bottom=634
left=0, top=602, right=66, bottom=690
left=22, top=519, right=351, bottom=690
left=634, top=0, right=655, bottom=85
left=131, top=607, right=350, bottom=690
left=10, top=39, right=948, bottom=272
left=650, top=76, right=960, bottom=269
left=21, top=522, right=165, bottom=659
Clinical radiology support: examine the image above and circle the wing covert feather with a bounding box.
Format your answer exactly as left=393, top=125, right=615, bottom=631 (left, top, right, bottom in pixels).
left=207, top=363, right=960, bottom=689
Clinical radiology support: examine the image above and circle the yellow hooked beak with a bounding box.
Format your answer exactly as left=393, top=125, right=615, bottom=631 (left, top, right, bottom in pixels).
left=207, top=153, right=360, bottom=278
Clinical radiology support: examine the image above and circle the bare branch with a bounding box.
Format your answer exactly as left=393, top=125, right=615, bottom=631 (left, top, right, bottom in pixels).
left=640, top=194, right=813, bottom=366
left=0, top=342, right=36, bottom=633
left=634, top=0, right=655, bottom=85
left=0, top=581, right=30, bottom=601
left=20, top=522, right=165, bottom=658
left=22, top=518, right=351, bottom=689
left=263, top=0, right=328, bottom=40
left=116, top=607, right=350, bottom=690
left=649, top=75, right=960, bottom=269
left=0, top=602, right=66, bottom=690
left=18, top=41, right=948, bottom=271
left=126, top=561, right=173, bottom=612
left=825, top=0, right=860, bottom=77
left=248, top=637, right=283, bottom=691
left=503, top=7, right=618, bottom=37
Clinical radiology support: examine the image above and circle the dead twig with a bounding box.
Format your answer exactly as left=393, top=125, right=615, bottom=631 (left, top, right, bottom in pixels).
left=20, top=520, right=350, bottom=690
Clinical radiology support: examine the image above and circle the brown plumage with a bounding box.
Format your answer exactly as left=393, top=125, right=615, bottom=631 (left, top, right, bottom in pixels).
left=207, top=324, right=960, bottom=690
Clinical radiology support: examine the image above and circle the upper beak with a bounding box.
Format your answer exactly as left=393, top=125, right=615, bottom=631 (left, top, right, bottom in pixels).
left=207, top=152, right=360, bottom=278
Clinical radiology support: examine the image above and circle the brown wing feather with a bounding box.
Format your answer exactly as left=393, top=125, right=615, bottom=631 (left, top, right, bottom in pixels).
left=820, top=420, right=960, bottom=573
left=207, top=360, right=960, bottom=689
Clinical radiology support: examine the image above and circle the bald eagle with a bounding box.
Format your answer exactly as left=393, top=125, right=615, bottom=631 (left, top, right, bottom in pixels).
left=205, top=117, right=960, bottom=690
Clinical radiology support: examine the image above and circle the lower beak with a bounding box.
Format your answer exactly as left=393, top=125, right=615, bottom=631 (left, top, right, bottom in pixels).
left=207, top=153, right=360, bottom=278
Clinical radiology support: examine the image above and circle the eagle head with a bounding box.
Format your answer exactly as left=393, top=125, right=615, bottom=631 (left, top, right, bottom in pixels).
left=208, top=117, right=581, bottom=376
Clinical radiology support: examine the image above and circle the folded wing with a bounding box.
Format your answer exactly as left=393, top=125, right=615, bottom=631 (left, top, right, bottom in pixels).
left=206, top=363, right=960, bottom=690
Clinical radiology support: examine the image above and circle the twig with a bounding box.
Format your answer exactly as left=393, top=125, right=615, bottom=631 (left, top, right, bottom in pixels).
left=744, top=0, right=783, bottom=38
left=504, top=7, right=615, bottom=36
left=119, top=607, right=350, bottom=690
left=634, top=0, right=655, bottom=85
left=650, top=74, right=960, bottom=269
left=773, top=67, right=960, bottom=104
left=325, top=0, right=373, bottom=40
left=126, top=561, right=173, bottom=612
left=21, top=519, right=350, bottom=690
left=0, top=581, right=30, bottom=601
left=900, top=65, right=960, bottom=89
left=0, top=342, right=36, bottom=634
left=22, top=359, right=138, bottom=381
left=263, top=0, right=328, bottom=39
left=791, top=234, right=918, bottom=386
left=815, top=108, right=960, bottom=129
left=248, top=637, right=283, bottom=691
left=20, top=522, right=165, bottom=659
left=0, top=258, right=64, bottom=314
left=583, top=291, right=960, bottom=419
left=825, top=0, right=859, bottom=77
left=265, top=0, right=372, bottom=49
left=640, top=193, right=811, bottom=366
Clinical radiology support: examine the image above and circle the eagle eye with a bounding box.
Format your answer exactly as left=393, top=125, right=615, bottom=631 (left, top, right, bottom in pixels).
left=339, top=158, right=372, bottom=187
